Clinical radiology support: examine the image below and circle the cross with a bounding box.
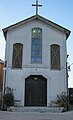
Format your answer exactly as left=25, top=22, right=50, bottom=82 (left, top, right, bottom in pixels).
left=32, top=0, right=42, bottom=15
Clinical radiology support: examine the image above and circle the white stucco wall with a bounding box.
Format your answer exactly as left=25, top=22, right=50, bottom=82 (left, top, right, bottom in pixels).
left=5, top=20, right=67, bottom=106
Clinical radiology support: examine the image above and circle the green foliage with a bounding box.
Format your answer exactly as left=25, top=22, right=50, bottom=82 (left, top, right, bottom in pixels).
left=4, top=87, right=14, bottom=107
left=56, top=92, right=68, bottom=110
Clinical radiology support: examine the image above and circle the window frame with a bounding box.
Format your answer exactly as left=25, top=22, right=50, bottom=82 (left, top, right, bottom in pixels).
left=31, top=27, right=42, bottom=64
left=12, top=43, right=23, bottom=69
left=50, top=44, right=60, bottom=70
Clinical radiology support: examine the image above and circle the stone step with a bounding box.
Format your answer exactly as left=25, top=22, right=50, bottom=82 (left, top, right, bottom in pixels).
left=10, top=107, right=64, bottom=113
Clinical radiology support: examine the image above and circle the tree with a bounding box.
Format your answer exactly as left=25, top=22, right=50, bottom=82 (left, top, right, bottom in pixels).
left=4, top=87, right=14, bottom=107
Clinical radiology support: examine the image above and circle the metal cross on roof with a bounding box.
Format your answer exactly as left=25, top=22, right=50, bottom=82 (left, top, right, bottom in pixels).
left=32, top=0, right=42, bottom=15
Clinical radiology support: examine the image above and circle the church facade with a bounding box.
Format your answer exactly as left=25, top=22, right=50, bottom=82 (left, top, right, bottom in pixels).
left=3, top=15, right=70, bottom=106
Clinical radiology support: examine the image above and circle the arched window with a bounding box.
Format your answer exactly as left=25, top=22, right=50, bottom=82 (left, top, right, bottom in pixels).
left=12, top=43, right=23, bottom=68
left=31, top=27, right=42, bottom=63
left=51, top=44, right=60, bottom=70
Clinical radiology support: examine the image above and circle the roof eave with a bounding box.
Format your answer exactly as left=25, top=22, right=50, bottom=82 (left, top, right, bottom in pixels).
left=2, top=15, right=71, bottom=40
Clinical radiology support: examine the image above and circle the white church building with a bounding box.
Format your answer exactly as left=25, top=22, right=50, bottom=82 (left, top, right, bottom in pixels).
left=3, top=12, right=71, bottom=106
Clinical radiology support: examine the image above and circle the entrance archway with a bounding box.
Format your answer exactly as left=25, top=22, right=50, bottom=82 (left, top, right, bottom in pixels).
left=25, top=75, right=47, bottom=106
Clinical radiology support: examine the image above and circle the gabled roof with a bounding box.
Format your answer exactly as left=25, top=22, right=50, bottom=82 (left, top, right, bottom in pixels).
left=2, top=15, right=71, bottom=40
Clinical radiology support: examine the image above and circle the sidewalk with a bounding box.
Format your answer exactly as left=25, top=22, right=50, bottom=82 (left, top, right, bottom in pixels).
left=0, top=111, right=73, bottom=120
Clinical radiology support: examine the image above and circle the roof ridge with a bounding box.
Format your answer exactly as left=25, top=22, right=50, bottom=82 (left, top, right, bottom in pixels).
left=2, top=15, right=71, bottom=40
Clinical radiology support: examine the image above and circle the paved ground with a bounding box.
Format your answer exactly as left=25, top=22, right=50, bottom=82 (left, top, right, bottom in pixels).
left=0, top=111, right=73, bottom=120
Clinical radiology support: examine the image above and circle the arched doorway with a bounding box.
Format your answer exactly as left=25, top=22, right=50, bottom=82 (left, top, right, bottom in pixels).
left=25, top=75, right=47, bottom=106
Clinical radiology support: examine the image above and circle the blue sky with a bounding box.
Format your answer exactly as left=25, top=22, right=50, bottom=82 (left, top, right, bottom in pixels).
left=0, top=0, right=73, bottom=87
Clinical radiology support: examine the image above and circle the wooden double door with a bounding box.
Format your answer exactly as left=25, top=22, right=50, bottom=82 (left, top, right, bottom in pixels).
left=25, top=75, right=47, bottom=106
